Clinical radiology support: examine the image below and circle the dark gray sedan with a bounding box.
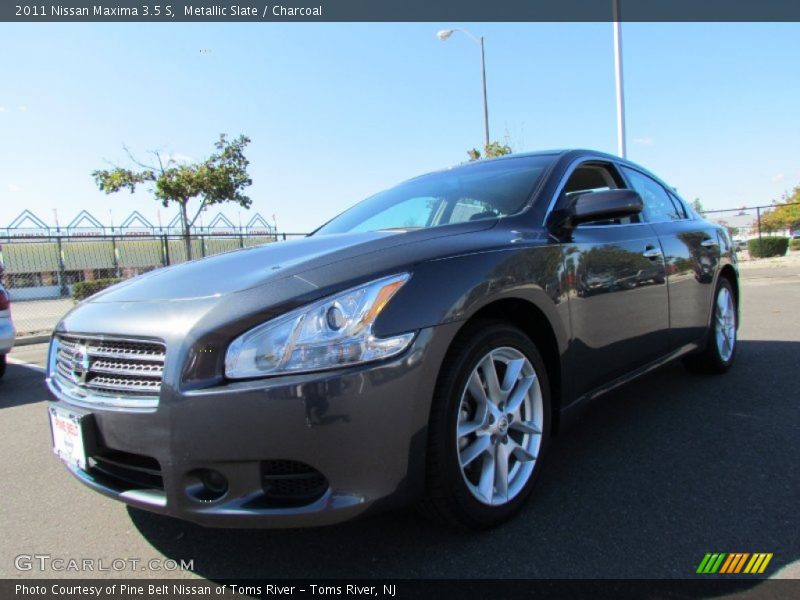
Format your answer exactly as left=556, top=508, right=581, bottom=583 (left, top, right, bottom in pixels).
left=46, top=149, right=739, bottom=529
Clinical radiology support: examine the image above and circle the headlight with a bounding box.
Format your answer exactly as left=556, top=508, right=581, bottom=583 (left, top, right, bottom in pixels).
left=224, top=273, right=415, bottom=379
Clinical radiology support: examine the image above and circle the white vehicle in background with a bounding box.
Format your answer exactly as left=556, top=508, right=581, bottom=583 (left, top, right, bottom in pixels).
left=0, top=284, right=14, bottom=379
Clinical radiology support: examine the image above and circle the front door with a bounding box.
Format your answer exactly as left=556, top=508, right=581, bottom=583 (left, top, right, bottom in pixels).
left=558, top=161, right=670, bottom=397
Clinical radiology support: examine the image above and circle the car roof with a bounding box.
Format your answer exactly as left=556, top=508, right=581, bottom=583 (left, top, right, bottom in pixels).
left=513, top=149, right=677, bottom=194
left=495, top=148, right=644, bottom=169
left=427, top=148, right=646, bottom=173
left=395, top=148, right=668, bottom=195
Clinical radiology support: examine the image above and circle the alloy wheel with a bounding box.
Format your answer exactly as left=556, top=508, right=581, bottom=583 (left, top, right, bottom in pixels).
left=455, top=347, right=544, bottom=506
left=715, top=286, right=736, bottom=362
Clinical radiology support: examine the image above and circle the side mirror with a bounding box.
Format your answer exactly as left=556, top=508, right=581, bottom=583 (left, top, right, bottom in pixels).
left=549, top=189, right=643, bottom=232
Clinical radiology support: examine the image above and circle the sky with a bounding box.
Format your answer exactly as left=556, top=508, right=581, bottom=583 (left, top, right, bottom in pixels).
left=0, top=22, right=798, bottom=233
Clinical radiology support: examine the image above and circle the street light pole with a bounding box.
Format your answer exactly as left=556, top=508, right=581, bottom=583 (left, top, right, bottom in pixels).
left=612, top=0, right=627, bottom=158
left=479, top=36, right=490, bottom=150
left=437, top=28, right=490, bottom=151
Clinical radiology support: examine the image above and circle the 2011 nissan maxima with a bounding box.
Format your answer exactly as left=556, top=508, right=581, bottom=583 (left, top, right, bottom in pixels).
left=46, top=149, right=739, bottom=529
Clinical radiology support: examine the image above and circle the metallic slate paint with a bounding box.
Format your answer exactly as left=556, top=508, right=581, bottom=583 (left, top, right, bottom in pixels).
left=47, top=149, right=738, bottom=527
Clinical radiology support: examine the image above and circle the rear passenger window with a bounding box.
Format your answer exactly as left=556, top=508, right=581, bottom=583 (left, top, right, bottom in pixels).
left=668, top=192, right=689, bottom=219
left=621, top=167, right=684, bottom=222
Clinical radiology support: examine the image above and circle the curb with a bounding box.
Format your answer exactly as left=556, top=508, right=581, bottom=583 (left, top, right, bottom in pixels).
left=14, top=334, right=51, bottom=347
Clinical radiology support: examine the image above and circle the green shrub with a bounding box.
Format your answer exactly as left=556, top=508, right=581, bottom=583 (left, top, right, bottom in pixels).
left=72, top=278, right=123, bottom=301
left=790, top=238, right=800, bottom=251
left=747, top=237, right=789, bottom=258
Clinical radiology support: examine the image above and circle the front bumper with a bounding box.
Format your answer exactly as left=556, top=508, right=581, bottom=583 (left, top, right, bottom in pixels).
left=46, top=324, right=457, bottom=528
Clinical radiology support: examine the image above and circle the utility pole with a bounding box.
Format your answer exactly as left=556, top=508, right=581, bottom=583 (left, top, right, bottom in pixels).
left=612, top=0, right=627, bottom=158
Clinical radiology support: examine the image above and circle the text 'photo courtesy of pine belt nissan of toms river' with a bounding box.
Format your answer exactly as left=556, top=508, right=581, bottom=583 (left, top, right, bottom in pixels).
left=46, top=149, right=739, bottom=529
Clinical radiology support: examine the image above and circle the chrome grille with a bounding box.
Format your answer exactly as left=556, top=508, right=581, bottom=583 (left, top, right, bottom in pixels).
left=50, top=335, right=165, bottom=408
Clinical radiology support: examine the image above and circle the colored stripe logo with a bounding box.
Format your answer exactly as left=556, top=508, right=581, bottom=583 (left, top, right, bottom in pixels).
left=696, top=553, right=773, bottom=574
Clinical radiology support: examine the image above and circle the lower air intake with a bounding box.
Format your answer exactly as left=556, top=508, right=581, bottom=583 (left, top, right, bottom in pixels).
left=260, top=460, right=328, bottom=506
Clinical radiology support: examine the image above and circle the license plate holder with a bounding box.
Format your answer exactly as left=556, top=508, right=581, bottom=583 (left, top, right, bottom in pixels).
left=49, top=405, right=92, bottom=471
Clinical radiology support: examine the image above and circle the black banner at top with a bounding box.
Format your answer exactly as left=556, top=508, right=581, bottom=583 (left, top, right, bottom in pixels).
left=4, top=0, right=800, bottom=23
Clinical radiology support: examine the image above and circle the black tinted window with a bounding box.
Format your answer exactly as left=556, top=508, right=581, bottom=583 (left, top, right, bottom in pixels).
left=621, top=166, right=683, bottom=222
left=668, top=192, right=689, bottom=219
left=562, top=162, right=640, bottom=226
left=315, top=156, right=553, bottom=234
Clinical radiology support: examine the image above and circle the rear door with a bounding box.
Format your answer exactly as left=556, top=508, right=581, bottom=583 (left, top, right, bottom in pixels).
left=558, top=161, right=670, bottom=396
left=619, top=166, right=720, bottom=349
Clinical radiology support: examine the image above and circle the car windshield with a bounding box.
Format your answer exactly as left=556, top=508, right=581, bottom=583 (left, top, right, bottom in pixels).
left=315, top=155, right=553, bottom=235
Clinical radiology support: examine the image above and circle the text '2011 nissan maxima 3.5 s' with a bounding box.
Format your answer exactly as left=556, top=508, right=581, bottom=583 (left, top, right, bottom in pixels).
left=46, top=150, right=739, bottom=529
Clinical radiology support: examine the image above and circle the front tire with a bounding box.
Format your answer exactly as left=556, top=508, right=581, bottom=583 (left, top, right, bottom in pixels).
left=683, top=278, right=738, bottom=374
left=422, top=320, right=551, bottom=529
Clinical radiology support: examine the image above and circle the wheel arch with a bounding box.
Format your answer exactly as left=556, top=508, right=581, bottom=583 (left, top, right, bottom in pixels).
left=450, top=297, right=564, bottom=435
left=717, top=264, right=739, bottom=316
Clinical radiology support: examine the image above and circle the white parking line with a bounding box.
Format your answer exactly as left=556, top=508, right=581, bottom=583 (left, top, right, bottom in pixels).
left=6, top=356, right=46, bottom=373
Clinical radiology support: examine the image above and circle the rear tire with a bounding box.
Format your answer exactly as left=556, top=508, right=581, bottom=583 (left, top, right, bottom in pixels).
left=0, top=354, right=6, bottom=379
left=421, top=320, right=551, bottom=529
left=683, top=278, right=737, bottom=374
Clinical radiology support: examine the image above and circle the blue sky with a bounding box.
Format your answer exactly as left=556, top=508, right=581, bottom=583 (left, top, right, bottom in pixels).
left=0, top=22, right=798, bottom=232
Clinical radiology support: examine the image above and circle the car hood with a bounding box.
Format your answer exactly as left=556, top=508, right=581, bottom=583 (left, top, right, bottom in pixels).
left=90, top=222, right=495, bottom=303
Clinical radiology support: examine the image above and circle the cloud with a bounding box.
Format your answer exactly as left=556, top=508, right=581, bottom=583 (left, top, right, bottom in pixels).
left=18, top=105, right=27, bottom=112
left=0, top=106, right=5, bottom=112
left=771, top=173, right=785, bottom=183
left=7, top=184, right=21, bottom=192
left=632, top=136, right=654, bottom=146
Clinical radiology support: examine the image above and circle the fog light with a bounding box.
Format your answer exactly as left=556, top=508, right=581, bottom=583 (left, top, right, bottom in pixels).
left=202, top=470, right=227, bottom=494
left=185, top=468, right=228, bottom=502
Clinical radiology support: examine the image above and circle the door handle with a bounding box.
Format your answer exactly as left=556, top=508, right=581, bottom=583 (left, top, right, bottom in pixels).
left=701, top=238, right=719, bottom=248
left=642, top=246, right=662, bottom=259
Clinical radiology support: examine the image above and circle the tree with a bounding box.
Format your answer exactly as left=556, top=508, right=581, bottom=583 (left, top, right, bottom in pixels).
left=716, top=219, right=740, bottom=239
left=759, top=185, right=800, bottom=233
left=691, top=198, right=705, bottom=214
left=93, top=134, right=253, bottom=260
left=467, top=140, right=512, bottom=162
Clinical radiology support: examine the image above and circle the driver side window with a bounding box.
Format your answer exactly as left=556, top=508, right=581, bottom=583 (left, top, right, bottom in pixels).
left=561, top=162, right=640, bottom=226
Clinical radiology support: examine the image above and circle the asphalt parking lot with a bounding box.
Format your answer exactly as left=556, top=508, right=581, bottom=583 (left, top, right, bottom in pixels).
left=10, top=298, right=75, bottom=337
left=1, top=262, right=798, bottom=582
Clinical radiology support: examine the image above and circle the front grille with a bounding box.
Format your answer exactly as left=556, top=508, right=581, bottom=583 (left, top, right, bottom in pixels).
left=51, top=335, right=165, bottom=407
left=89, top=450, right=164, bottom=491
left=260, top=460, right=328, bottom=506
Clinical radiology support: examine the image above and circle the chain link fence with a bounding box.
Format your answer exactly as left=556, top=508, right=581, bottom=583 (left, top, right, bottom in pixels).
left=699, top=202, right=799, bottom=258
left=0, top=232, right=307, bottom=337
left=3, top=202, right=799, bottom=338
left=701, top=202, right=800, bottom=241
